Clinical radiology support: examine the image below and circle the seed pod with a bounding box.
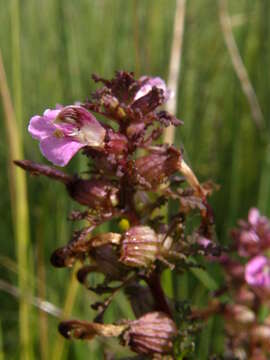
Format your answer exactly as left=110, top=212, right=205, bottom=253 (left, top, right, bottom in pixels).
left=122, top=312, right=178, bottom=356
left=14, top=160, right=120, bottom=212
left=235, top=286, right=255, bottom=307
left=120, top=226, right=161, bottom=268
left=249, top=348, right=268, bottom=360
left=66, top=178, right=119, bottom=210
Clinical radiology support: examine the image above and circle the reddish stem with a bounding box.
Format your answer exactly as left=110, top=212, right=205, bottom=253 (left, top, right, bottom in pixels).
left=145, top=271, right=173, bottom=318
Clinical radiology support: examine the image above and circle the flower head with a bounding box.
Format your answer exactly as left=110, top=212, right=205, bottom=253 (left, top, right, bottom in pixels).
left=232, top=208, right=270, bottom=257
left=29, top=105, right=106, bottom=166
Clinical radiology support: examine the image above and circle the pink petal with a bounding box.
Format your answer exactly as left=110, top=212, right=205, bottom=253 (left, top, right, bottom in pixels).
left=56, top=106, right=106, bottom=146
left=43, top=109, right=62, bottom=121
left=134, top=76, right=172, bottom=102
left=28, top=115, right=56, bottom=140
left=197, top=236, right=212, bottom=248
left=134, top=84, right=153, bottom=101
left=245, top=255, right=268, bottom=285
left=40, top=136, right=84, bottom=166
left=78, top=122, right=106, bottom=147
left=28, top=109, right=61, bottom=140
left=248, top=208, right=260, bottom=226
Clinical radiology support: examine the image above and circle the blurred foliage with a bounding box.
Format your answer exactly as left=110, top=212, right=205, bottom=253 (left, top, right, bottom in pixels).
left=0, top=0, right=270, bottom=359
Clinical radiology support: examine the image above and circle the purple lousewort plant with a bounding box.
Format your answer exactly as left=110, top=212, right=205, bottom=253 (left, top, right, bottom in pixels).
left=232, top=207, right=270, bottom=257
left=15, top=72, right=221, bottom=359
left=205, top=208, right=270, bottom=359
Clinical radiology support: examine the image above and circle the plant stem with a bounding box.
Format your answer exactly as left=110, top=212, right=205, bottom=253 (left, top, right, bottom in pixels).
left=145, top=271, right=172, bottom=318
left=164, top=0, right=186, bottom=145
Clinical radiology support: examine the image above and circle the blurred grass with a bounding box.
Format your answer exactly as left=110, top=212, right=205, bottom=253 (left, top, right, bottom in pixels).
left=0, top=48, right=32, bottom=360
left=0, top=0, right=270, bottom=359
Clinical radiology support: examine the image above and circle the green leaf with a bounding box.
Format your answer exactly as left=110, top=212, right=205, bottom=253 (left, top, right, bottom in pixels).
left=190, top=268, right=218, bottom=291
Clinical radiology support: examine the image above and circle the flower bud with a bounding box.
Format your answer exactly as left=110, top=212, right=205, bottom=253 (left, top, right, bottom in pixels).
left=123, top=312, right=177, bottom=356
left=235, top=286, right=255, bottom=307
left=224, top=304, right=255, bottom=326
left=120, top=226, right=160, bottom=268
left=251, top=325, right=270, bottom=352
left=249, top=348, right=268, bottom=360
left=105, top=129, right=128, bottom=155
left=131, top=146, right=181, bottom=189
left=66, top=179, right=119, bottom=210
left=221, top=258, right=245, bottom=282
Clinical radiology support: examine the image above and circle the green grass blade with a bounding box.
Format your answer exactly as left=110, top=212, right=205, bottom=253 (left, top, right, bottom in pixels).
left=0, top=50, right=32, bottom=360
left=52, top=262, right=80, bottom=360
left=10, top=0, right=23, bottom=131
left=190, top=268, right=218, bottom=292
left=0, top=320, right=4, bottom=360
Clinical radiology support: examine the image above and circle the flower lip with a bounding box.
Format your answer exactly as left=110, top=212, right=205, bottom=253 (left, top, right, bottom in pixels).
left=245, top=255, right=270, bottom=290
left=28, top=105, right=106, bottom=166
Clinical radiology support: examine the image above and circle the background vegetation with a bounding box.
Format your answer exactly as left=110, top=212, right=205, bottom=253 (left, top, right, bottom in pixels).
left=0, top=0, right=269, bottom=359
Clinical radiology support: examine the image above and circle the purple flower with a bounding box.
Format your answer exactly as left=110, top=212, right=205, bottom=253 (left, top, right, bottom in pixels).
left=134, top=76, right=172, bottom=102
left=232, top=208, right=270, bottom=257
left=197, top=236, right=212, bottom=249
left=29, top=106, right=106, bottom=166
left=248, top=207, right=261, bottom=226
left=245, top=256, right=270, bottom=294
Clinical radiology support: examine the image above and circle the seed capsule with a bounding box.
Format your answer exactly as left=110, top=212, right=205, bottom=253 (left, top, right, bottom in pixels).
left=132, top=146, right=181, bottom=189
left=123, top=312, right=178, bottom=356
left=120, top=226, right=161, bottom=268
left=66, top=179, right=119, bottom=210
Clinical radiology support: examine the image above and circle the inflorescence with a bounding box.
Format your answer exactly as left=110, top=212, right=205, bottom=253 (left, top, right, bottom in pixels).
left=16, top=71, right=269, bottom=359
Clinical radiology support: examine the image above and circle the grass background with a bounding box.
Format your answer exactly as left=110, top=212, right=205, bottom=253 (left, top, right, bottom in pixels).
left=0, top=0, right=270, bottom=358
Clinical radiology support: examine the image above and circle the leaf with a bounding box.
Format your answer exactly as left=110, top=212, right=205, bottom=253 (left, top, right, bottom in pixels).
left=190, top=267, right=218, bottom=291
